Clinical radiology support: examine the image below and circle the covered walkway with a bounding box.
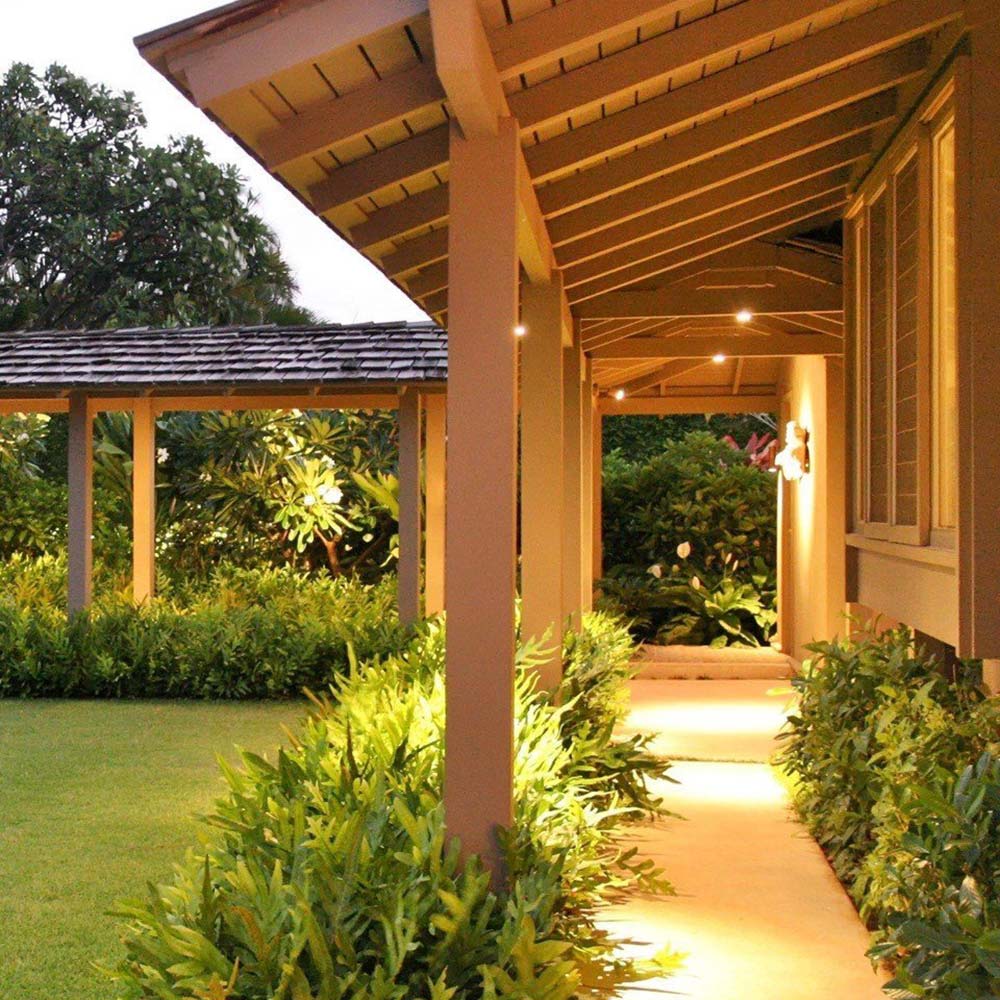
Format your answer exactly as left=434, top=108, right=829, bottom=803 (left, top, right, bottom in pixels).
left=605, top=679, right=887, bottom=999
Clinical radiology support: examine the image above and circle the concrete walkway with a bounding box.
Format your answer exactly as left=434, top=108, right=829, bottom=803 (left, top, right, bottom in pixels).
left=604, top=680, right=887, bottom=999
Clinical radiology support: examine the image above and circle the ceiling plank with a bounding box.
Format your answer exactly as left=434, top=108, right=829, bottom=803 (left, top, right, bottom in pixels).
left=353, top=184, right=450, bottom=249
left=508, top=0, right=863, bottom=131
left=524, top=0, right=962, bottom=180
left=168, top=0, right=430, bottom=108
left=591, top=332, right=843, bottom=358
left=258, top=62, right=445, bottom=171
left=623, top=359, right=711, bottom=394
left=570, top=190, right=849, bottom=305
left=562, top=164, right=854, bottom=285
left=489, top=0, right=700, bottom=78
left=539, top=45, right=923, bottom=219
left=551, top=108, right=880, bottom=252
left=309, top=126, right=449, bottom=215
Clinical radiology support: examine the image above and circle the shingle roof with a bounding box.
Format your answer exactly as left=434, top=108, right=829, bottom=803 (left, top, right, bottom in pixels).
left=0, top=322, right=448, bottom=393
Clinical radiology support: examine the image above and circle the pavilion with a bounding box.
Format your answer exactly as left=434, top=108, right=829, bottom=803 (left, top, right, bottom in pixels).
left=127, top=0, right=1000, bottom=878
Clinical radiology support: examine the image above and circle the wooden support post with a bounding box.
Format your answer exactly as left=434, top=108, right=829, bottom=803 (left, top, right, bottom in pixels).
left=520, top=278, right=565, bottom=685
left=132, top=398, right=157, bottom=603
left=398, top=387, right=423, bottom=625
left=581, top=366, right=596, bottom=611
left=562, top=340, right=585, bottom=629
left=956, top=14, right=1000, bottom=658
left=67, top=393, right=93, bottom=615
left=589, top=384, right=604, bottom=592
left=424, top=393, right=446, bottom=616
left=444, top=117, right=520, bottom=880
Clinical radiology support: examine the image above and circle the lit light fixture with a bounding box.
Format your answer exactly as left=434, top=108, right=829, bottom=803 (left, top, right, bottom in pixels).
left=513, top=324, right=527, bottom=337
left=735, top=309, right=754, bottom=324
left=613, top=388, right=626, bottom=401
left=711, top=352, right=727, bottom=364
left=773, top=420, right=811, bottom=481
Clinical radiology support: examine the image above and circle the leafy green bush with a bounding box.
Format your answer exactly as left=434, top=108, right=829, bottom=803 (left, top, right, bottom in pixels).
left=108, top=616, right=677, bottom=998
left=598, top=431, right=777, bottom=646
left=0, top=561, right=406, bottom=699
left=778, top=628, right=1000, bottom=997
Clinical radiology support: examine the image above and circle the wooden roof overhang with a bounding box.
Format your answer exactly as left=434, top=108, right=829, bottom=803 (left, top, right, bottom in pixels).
left=135, top=0, right=969, bottom=409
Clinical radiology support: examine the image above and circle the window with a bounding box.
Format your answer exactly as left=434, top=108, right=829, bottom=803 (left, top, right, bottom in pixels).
left=849, top=85, right=957, bottom=549
left=932, top=115, right=957, bottom=532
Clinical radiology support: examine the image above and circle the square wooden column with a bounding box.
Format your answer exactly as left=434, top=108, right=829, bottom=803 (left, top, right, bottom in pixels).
left=520, top=278, right=565, bottom=686
left=132, top=398, right=157, bottom=603
left=444, top=117, right=520, bottom=879
left=398, top=386, right=422, bottom=625
left=67, top=393, right=93, bottom=615
left=424, top=393, right=446, bottom=616
left=587, top=370, right=601, bottom=600
left=956, top=11, right=1000, bottom=657
left=580, top=362, right=597, bottom=611
left=561, top=339, right=585, bottom=629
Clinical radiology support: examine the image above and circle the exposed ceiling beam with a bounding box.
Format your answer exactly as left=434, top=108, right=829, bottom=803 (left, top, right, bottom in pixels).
left=488, top=0, right=701, bottom=78
left=568, top=191, right=849, bottom=305
left=309, top=127, right=450, bottom=215
left=167, top=0, right=429, bottom=108
left=258, top=62, right=445, bottom=171
left=563, top=167, right=853, bottom=289
left=623, top=359, right=711, bottom=394
left=354, top=184, right=449, bottom=249
left=539, top=44, right=922, bottom=219
left=307, top=0, right=951, bottom=215
left=387, top=99, right=882, bottom=276
left=508, top=0, right=864, bottom=132
left=554, top=123, right=874, bottom=261
left=525, top=0, right=962, bottom=180
left=591, top=332, right=843, bottom=358
left=600, top=394, right=779, bottom=415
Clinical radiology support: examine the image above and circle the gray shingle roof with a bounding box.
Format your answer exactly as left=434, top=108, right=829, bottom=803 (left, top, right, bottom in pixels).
left=0, top=322, right=448, bottom=393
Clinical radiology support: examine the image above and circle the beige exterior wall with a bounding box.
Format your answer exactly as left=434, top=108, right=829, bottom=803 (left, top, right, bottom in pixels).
left=780, top=355, right=847, bottom=661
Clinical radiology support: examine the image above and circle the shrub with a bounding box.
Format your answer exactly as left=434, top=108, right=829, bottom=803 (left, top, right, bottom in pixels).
left=108, top=616, right=677, bottom=998
left=598, top=431, right=777, bottom=646
left=0, top=561, right=406, bottom=699
left=778, top=628, right=1000, bottom=997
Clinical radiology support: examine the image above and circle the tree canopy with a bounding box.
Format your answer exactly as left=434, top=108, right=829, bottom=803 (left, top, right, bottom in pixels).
left=0, top=62, right=313, bottom=330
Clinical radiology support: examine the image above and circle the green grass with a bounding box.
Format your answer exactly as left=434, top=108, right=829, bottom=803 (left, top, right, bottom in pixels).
left=0, top=699, right=307, bottom=1000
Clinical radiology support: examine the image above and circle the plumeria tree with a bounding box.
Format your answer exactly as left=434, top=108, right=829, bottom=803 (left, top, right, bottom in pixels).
left=0, top=62, right=310, bottom=330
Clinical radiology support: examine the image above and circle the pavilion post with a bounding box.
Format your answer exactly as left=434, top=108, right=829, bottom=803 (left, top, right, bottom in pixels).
left=132, top=398, right=157, bottom=603
left=444, top=117, right=520, bottom=880
left=581, top=363, right=596, bottom=611
left=67, top=393, right=93, bottom=615
left=398, top=386, right=422, bottom=625
left=520, top=278, right=565, bottom=686
left=423, top=393, right=446, bottom=616
left=562, top=339, right=585, bottom=629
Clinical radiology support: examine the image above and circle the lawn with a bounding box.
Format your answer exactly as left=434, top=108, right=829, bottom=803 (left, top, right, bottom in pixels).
left=0, top=699, right=307, bottom=1000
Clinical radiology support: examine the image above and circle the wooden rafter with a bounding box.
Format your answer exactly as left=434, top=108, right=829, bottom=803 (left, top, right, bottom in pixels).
left=590, top=332, right=843, bottom=359
left=623, top=358, right=711, bottom=395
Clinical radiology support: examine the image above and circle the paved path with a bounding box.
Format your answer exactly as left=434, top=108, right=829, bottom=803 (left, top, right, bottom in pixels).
left=604, top=680, right=887, bottom=999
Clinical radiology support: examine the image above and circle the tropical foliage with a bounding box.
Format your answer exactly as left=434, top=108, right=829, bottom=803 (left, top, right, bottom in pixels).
left=778, top=628, right=1000, bottom=998
left=598, top=430, right=777, bottom=646
left=0, top=560, right=405, bottom=699
left=108, top=615, right=679, bottom=998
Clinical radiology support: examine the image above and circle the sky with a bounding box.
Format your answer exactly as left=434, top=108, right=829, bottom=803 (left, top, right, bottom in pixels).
left=0, top=1, right=429, bottom=324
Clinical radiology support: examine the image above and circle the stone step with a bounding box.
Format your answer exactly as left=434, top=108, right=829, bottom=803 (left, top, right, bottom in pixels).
left=634, top=644, right=797, bottom=680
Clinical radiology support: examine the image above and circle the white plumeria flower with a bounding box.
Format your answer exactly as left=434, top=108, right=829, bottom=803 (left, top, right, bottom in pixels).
left=322, top=486, right=343, bottom=504
left=164, top=177, right=178, bottom=189
left=676, top=541, right=692, bottom=559
left=648, top=563, right=663, bottom=579
left=156, top=447, right=169, bottom=464
left=302, top=494, right=316, bottom=507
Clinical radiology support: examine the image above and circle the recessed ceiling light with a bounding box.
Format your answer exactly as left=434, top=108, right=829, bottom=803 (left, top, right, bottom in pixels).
left=712, top=353, right=728, bottom=365
left=513, top=324, right=527, bottom=337
left=735, top=309, right=753, bottom=324
left=613, top=388, right=626, bottom=401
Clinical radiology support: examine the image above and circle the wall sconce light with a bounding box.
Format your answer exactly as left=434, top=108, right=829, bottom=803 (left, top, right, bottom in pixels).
left=773, top=420, right=811, bottom=481
left=513, top=324, right=527, bottom=338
